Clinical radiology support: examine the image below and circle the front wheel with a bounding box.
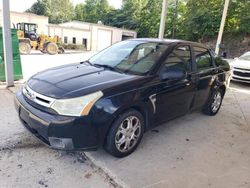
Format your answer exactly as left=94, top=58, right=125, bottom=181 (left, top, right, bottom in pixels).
left=104, top=110, right=144, bottom=158
left=203, top=88, right=223, bottom=116
left=19, top=42, right=31, bottom=55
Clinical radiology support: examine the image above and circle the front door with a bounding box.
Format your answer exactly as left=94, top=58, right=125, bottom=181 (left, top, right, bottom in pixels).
left=154, top=45, right=196, bottom=124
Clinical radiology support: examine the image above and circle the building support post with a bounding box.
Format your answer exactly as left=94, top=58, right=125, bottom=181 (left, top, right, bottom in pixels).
left=159, top=0, right=168, bottom=39
left=2, top=0, right=14, bottom=87
left=215, top=0, right=230, bottom=55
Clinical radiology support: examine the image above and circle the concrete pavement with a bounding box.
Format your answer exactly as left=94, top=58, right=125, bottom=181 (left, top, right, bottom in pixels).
left=85, top=82, right=250, bottom=188
left=0, top=81, right=250, bottom=188
left=0, top=88, right=115, bottom=188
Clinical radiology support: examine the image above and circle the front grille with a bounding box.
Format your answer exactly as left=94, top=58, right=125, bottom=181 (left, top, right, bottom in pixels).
left=234, top=67, right=250, bottom=71
left=232, top=76, right=250, bottom=82
left=22, top=85, right=56, bottom=108
left=233, top=70, right=250, bottom=78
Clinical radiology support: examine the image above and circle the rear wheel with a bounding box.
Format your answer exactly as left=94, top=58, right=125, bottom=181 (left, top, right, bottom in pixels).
left=45, top=42, right=58, bottom=55
left=19, top=42, right=31, bottom=55
left=104, top=110, right=144, bottom=158
left=203, top=88, right=223, bottom=116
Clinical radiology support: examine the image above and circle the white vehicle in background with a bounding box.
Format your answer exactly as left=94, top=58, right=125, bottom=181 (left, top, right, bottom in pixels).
left=231, top=52, right=250, bottom=83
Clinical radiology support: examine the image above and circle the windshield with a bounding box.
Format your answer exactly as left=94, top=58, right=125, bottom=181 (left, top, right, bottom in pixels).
left=239, top=52, right=250, bottom=61
left=89, top=40, right=169, bottom=75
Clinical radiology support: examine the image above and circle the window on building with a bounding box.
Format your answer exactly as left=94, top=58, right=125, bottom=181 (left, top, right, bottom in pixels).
left=163, top=45, right=192, bottom=71
left=82, top=38, right=87, bottom=48
left=194, top=47, right=213, bottom=70
left=72, top=37, right=76, bottom=44
left=64, top=36, right=68, bottom=44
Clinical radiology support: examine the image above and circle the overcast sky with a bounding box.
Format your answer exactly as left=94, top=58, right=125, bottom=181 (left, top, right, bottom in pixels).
left=1, top=0, right=122, bottom=12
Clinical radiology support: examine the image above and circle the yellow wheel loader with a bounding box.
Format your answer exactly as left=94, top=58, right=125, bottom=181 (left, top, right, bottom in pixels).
left=16, top=22, right=64, bottom=55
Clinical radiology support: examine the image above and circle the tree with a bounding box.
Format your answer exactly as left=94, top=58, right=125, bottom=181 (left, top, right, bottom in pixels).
left=183, top=0, right=224, bottom=41
left=165, top=0, right=187, bottom=39
left=74, top=3, right=86, bottom=21
left=26, top=0, right=74, bottom=24
left=26, top=0, right=250, bottom=40
left=122, top=0, right=148, bottom=31
left=26, top=0, right=48, bottom=15
left=226, top=0, right=250, bottom=34
left=47, top=0, right=74, bottom=24
left=139, top=0, right=161, bottom=37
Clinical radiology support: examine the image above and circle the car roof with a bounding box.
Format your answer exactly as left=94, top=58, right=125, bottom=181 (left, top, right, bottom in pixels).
left=129, top=38, right=207, bottom=48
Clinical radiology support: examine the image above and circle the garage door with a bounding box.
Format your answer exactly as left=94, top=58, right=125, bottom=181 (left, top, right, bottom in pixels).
left=97, top=30, right=112, bottom=51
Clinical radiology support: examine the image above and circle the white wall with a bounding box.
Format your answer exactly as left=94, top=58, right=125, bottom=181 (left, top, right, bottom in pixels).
left=90, top=24, right=137, bottom=51
left=48, top=25, right=91, bottom=50
left=0, top=10, right=49, bottom=35
left=47, top=21, right=137, bottom=52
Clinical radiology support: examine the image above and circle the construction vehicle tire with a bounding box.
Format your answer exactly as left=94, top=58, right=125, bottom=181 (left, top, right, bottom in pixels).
left=46, top=42, right=58, bottom=55
left=19, top=42, right=31, bottom=55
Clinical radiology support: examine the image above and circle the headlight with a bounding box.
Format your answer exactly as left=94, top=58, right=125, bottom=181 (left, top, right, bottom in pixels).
left=50, top=91, right=103, bottom=116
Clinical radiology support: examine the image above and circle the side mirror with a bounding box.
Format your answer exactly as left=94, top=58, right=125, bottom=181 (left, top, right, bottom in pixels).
left=214, top=57, right=230, bottom=71
left=160, top=67, right=187, bottom=81
left=220, top=52, right=227, bottom=58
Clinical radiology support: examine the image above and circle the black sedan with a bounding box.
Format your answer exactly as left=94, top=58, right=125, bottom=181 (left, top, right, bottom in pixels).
left=15, top=39, right=230, bottom=157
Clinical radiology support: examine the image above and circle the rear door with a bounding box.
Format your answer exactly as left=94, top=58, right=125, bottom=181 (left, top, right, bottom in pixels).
left=191, top=46, right=216, bottom=109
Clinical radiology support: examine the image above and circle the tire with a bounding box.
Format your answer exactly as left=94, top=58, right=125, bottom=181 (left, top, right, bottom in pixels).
left=45, top=42, right=58, bottom=55
left=203, top=88, right=223, bottom=116
left=104, top=109, right=145, bottom=158
left=19, top=42, right=31, bottom=55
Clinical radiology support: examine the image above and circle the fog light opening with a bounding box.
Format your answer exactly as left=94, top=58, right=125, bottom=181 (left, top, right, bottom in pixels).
left=49, top=137, right=74, bottom=149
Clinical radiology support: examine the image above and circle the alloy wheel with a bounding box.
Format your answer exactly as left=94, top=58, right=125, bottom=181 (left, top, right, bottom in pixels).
left=211, top=91, right=222, bottom=113
left=115, top=116, right=142, bottom=153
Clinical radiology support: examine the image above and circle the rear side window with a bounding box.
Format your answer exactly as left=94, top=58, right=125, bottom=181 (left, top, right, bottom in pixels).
left=194, top=47, right=213, bottom=70
left=163, top=45, right=191, bottom=71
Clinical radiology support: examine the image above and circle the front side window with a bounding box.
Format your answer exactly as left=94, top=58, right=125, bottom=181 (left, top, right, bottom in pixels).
left=89, top=41, right=169, bottom=75
left=194, top=47, right=213, bottom=69
left=163, top=45, right=191, bottom=71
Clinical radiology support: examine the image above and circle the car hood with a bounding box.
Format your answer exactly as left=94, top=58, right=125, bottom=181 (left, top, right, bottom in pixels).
left=232, top=59, right=250, bottom=69
left=27, top=63, right=139, bottom=98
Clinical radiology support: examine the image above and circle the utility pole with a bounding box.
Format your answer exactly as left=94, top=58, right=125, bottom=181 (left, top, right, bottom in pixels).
left=2, top=0, right=14, bottom=87
left=215, top=0, right=230, bottom=55
left=159, top=0, right=168, bottom=39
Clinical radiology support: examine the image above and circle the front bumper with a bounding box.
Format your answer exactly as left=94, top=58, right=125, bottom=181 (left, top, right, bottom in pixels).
left=15, top=91, right=98, bottom=151
left=231, top=68, right=250, bottom=83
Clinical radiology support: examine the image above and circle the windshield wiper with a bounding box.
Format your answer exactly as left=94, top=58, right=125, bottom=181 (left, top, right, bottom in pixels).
left=94, top=64, right=124, bottom=74
left=80, top=60, right=93, bottom=66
